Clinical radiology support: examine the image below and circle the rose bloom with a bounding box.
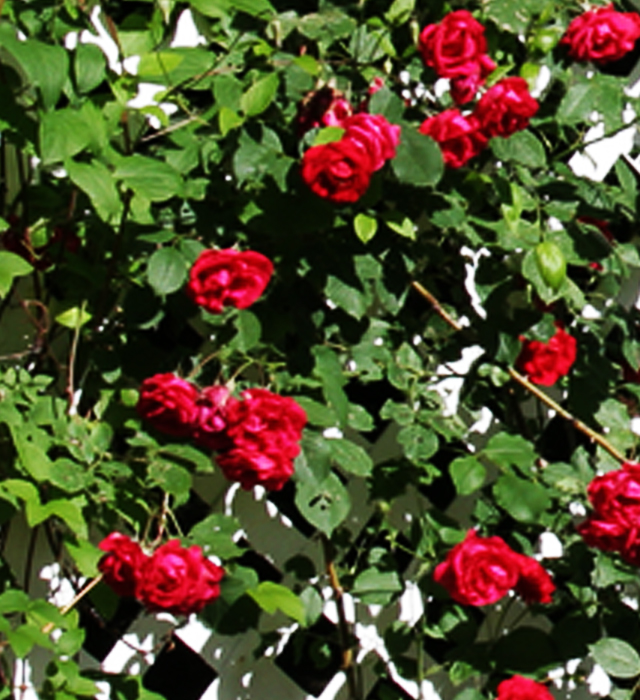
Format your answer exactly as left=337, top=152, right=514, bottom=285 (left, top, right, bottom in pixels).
left=98, top=533, right=146, bottom=598
left=216, top=388, right=307, bottom=491
left=136, top=373, right=199, bottom=438
left=474, top=77, right=539, bottom=139
left=450, top=54, right=497, bottom=105
left=186, top=248, right=273, bottom=314
left=561, top=4, right=640, bottom=64
left=496, top=676, right=555, bottom=700
left=296, top=86, right=353, bottom=135
left=419, top=110, right=487, bottom=168
left=516, top=324, right=577, bottom=387
left=192, top=385, right=236, bottom=451
left=342, top=113, right=401, bottom=171
left=418, top=11, right=490, bottom=80
left=433, top=530, right=555, bottom=606
left=136, top=539, right=224, bottom=615
left=577, top=462, right=640, bottom=565
left=301, top=138, right=375, bottom=203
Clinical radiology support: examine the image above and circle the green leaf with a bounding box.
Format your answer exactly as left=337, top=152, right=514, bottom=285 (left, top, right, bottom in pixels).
left=231, top=310, right=262, bottom=352
left=219, top=107, right=244, bottom=136
left=158, top=444, right=214, bottom=473
left=148, top=461, right=191, bottom=503
left=397, top=425, right=438, bottom=464
left=591, top=638, right=640, bottom=679
left=482, top=433, right=537, bottom=472
left=56, top=306, right=92, bottom=329
left=247, top=581, right=306, bottom=625
left=115, top=155, right=183, bottom=202
left=295, top=469, right=351, bottom=536
left=189, top=514, right=245, bottom=559
left=449, top=456, right=486, bottom=496
left=352, top=568, right=403, bottom=605
left=312, top=346, right=349, bottom=427
left=328, top=438, right=373, bottom=476
left=0, top=589, right=30, bottom=614
left=383, top=212, right=416, bottom=240
left=66, top=160, right=122, bottom=224
left=385, top=0, right=415, bottom=25
left=190, top=0, right=275, bottom=18
left=13, top=436, right=51, bottom=482
left=325, top=275, right=367, bottom=320
left=64, top=538, right=103, bottom=577
left=491, top=130, right=546, bottom=168
left=40, top=109, right=93, bottom=165
left=240, top=74, right=279, bottom=117
left=535, top=241, right=566, bottom=291
left=354, top=213, right=377, bottom=243
left=0, top=251, right=32, bottom=296
left=392, top=127, right=443, bottom=188
left=147, top=247, right=188, bottom=295
left=493, top=474, right=551, bottom=523
left=49, top=458, right=90, bottom=492
left=74, top=43, right=106, bottom=94
left=312, top=126, right=345, bottom=146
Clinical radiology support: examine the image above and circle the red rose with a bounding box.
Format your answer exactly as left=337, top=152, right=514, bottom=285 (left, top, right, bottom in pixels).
left=496, top=676, right=555, bottom=700
left=513, top=553, right=556, bottom=604
left=433, top=530, right=554, bottom=606
left=296, top=86, right=353, bottom=135
left=186, top=248, right=273, bottom=314
left=450, top=54, right=497, bottom=105
left=342, top=113, right=401, bottom=171
left=577, top=462, right=640, bottom=564
left=136, top=539, right=224, bottom=615
left=137, top=373, right=199, bottom=438
left=418, top=11, right=490, bottom=80
left=473, top=77, right=539, bottom=138
left=98, top=533, right=146, bottom=598
left=216, top=388, right=307, bottom=491
left=561, top=4, right=640, bottom=64
left=301, top=138, right=375, bottom=203
left=192, top=385, right=236, bottom=451
left=419, top=110, right=487, bottom=168
left=516, top=324, right=577, bottom=386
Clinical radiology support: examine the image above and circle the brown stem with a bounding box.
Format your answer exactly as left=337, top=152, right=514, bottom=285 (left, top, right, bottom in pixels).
left=321, top=535, right=360, bottom=700
left=42, top=574, right=104, bottom=635
left=411, top=280, right=626, bottom=464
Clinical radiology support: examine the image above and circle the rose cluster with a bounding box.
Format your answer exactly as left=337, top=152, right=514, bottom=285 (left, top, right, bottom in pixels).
left=561, top=4, right=640, bottom=65
left=98, top=533, right=224, bottom=616
left=418, top=11, right=539, bottom=168
left=577, top=461, right=640, bottom=565
left=186, top=248, right=273, bottom=314
left=433, top=529, right=555, bottom=606
left=137, top=375, right=307, bottom=491
left=299, top=88, right=401, bottom=204
left=516, top=323, right=577, bottom=387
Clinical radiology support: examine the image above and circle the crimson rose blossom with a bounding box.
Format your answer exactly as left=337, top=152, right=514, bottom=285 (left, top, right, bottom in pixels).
left=496, top=676, right=555, bottom=700
left=301, top=138, right=374, bottom=203
left=419, top=11, right=496, bottom=104
left=186, top=248, right=273, bottom=314
left=516, top=325, right=577, bottom=387
left=419, top=110, right=487, bottom=168
left=577, top=462, right=640, bottom=565
left=342, top=113, right=401, bottom=171
left=136, top=540, right=224, bottom=615
left=433, top=530, right=555, bottom=606
left=216, top=388, right=307, bottom=491
left=98, top=533, right=145, bottom=598
left=474, top=77, right=539, bottom=139
left=192, top=385, right=236, bottom=451
left=137, top=373, right=199, bottom=438
left=561, top=4, right=640, bottom=64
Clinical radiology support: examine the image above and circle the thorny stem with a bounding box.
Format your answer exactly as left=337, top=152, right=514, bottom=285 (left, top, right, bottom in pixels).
left=42, top=574, right=104, bottom=635
left=411, top=280, right=626, bottom=464
left=321, top=535, right=361, bottom=700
